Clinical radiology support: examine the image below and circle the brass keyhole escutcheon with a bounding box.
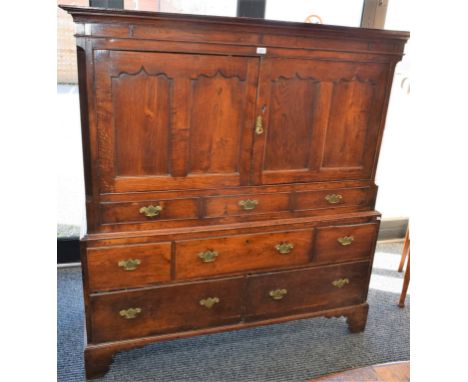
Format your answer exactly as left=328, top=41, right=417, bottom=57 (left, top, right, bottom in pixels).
left=119, top=307, right=142, bottom=319
left=118, top=258, right=141, bottom=271
left=337, top=236, right=354, bottom=246
left=255, top=115, right=264, bottom=135
left=139, top=204, right=163, bottom=218
left=275, top=242, right=294, bottom=254
left=269, top=288, right=287, bottom=300
left=200, top=297, right=220, bottom=308
left=198, top=250, right=218, bottom=263
left=332, top=278, right=350, bottom=288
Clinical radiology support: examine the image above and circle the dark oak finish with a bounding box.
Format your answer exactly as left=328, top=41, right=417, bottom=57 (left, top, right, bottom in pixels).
left=60, top=5, right=408, bottom=379
left=87, top=243, right=171, bottom=292
left=175, top=229, right=313, bottom=279
left=91, top=276, right=244, bottom=342
left=314, top=222, right=380, bottom=264
left=246, top=261, right=369, bottom=320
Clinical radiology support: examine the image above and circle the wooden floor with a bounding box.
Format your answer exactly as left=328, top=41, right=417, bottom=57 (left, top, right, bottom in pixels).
left=310, top=361, right=410, bottom=381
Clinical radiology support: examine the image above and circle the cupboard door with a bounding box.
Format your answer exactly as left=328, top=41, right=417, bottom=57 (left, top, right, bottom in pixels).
left=251, top=58, right=389, bottom=185
left=94, top=51, right=259, bottom=193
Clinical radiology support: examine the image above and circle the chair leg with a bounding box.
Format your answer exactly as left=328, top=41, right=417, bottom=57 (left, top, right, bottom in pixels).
left=398, top=250, right=410, bottom=308
left=398, top=226, right=410, bottom=272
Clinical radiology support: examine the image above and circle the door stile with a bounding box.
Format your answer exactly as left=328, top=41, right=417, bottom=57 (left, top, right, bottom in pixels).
left=250, top=57, right=272, bottom=185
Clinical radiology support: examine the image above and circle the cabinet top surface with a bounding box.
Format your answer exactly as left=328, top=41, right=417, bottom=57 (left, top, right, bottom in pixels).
left=60, top=5, right=409, bottom=42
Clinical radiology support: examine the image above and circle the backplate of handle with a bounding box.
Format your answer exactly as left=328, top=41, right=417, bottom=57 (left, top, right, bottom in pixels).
left=119, top=307, right=142, bottom=319
left=139, top=204, right=163, bottom=218
left=238, top=199, right=259, bottom=210
left=118, top=258, right=141, bottom=271
left=269, top=288, right=287, bottom=300
left=198, top=250, right=218, bottom=263
left=275, top=242, right=294, bottom=254
left=337, top=236, right=354, bottom=246
left=200, top=297, right=220, bottom=308
left=324, top=194, right=343, bottom=204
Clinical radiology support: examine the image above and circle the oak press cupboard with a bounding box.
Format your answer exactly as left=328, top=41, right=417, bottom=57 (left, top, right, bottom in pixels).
left=61, top=6, right=409, bottom=379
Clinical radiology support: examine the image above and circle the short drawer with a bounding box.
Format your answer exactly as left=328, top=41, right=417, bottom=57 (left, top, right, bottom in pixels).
left=90, top=276, right=243, bottom=343
left=87, top=243, right=172, bottom=292
left=204, top=192, right=290, bottom=218
left=295, top=187, right=372, bottom=211
left=313, top=222, right=379, bottom=264
left=100, top=198, right=199, bottom=224
left=245, top=261, right=369, bottom=320
left=175, top=229, right=313, bottom=280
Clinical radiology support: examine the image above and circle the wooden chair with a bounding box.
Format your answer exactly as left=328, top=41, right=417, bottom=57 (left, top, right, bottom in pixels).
left=398, top=226, right=410, bottom=307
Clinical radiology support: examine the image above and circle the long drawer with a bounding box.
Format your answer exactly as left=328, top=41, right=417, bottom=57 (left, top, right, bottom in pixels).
left=175, top=229, right=313, bottom=279
left=245, top=261, right=370, bottom=320
left=90, top=276, right=243, bottom=343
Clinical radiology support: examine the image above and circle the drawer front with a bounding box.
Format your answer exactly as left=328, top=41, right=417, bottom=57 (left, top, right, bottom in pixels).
left=175, top=229, right=313, bottom=279
left=204, top=192, right=290, bottom=218
left=87, top=243, right=172, bottom=292
left=295, top=187, right=372, bottom=211
left=90, top=277, right=243, bottom=343
left=314, top=222, right=379, bottom=264
left=245, top=261, right=369, bottom=320
left=100, top=198, right=199, bottom=224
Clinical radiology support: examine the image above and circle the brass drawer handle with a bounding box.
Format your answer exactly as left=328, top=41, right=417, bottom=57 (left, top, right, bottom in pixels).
left=200, top=297, right=220, bottom=308
left=332, top=278, right=350, bottom=288
left=238, top=199, right=259, bottom=210
left=255, top=115, right=264, bottom=135
left=118, top=258, right=141, bottom=271
left=198, top=250, right=218, bottom=263
left=269, top=288, right=287, bottom=300
left=275, top=242, right=294, bottom=254
left=325, top=194, right=343, bottom=204
left=119, top=307, right=142, bottom=319
left=139, top=204, right=163, bottom=218
left=337, top=236, right=354, bottom=246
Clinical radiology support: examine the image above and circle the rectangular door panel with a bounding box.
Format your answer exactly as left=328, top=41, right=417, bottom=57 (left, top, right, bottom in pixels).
left=113, top=71, right=171, bottom=176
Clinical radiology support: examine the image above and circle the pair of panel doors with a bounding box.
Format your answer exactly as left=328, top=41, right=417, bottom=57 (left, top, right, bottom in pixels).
left=94, top=50, right=387, bottom=193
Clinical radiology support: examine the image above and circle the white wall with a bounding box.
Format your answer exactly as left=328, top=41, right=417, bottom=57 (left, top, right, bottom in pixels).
left=374, top=0, right=411, bottom=218
left=57, top=85, right=84, bottom=230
